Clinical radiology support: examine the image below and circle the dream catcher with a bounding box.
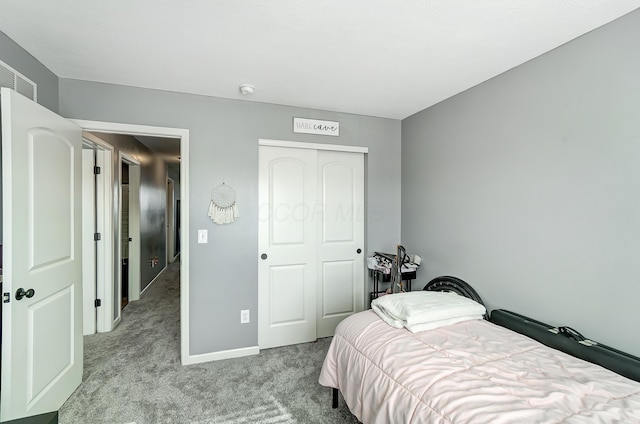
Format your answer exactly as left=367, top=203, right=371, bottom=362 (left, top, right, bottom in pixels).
left=208, top=182, right=239, bottom=224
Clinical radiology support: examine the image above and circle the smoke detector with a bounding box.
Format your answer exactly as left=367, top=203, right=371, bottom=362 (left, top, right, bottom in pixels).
left=239, top=84, right=255, bottom=95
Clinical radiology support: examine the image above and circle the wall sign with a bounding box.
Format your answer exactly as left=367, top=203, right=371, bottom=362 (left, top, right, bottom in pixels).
left=293, top=118, right=340, bottom=137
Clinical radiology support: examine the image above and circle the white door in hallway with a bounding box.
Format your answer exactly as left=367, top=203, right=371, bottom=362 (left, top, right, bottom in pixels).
left=258, top=143, right=365, bottom=349
left=0, top=88, right=83, bottom=421
left=316, top=150, right=365, bottom=338
left=258, top=146, right=318, bottom=349
left=82, top=148, right=97, bottom=335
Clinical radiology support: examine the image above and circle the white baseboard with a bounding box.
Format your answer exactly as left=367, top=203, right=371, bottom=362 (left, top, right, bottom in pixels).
left=183, top=346, right=259, bottom=365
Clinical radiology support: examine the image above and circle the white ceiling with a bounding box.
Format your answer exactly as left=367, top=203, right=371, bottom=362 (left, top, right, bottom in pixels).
left=1, top=1, right=639, bottom=119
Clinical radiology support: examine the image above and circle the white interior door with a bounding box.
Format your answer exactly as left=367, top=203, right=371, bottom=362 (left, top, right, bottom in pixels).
left=316, top=150, right=365, bottom=338
left=93, top=145, right=114, bottom=334
left=82, top=148, right=97, bottom=335
left=258, top=146, right=317, bottom=349
left=0, top=88, right=83, bottom=421
left=78, top=133, right=114, bottom=334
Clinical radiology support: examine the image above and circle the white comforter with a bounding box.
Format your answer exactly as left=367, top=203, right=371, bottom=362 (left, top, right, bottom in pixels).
left=319, top=310, right=640, bottom=423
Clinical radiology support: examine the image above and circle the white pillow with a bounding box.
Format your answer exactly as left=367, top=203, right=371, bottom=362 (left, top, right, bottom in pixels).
left=371, top=291, right=486, bottom=330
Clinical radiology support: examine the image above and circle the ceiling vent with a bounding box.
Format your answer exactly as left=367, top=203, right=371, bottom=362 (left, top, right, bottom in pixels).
left=0, top=59, right=37, bottom=101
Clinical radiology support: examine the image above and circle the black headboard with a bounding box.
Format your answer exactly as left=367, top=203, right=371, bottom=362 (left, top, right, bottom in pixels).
left=423, top=276, right=488, bottom=319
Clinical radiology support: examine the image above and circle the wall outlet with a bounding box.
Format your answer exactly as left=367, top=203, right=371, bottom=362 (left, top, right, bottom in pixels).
left=197, top=229, right=208, bottom=244
left=240, top=309, right=250, bottom=324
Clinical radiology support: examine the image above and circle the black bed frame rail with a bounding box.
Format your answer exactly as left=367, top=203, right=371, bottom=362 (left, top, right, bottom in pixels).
left=490, top=309, right=640, bottom=383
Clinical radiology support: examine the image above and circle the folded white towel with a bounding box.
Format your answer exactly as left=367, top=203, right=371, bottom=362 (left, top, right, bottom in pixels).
left=371, top=291, right=486, bottom=332
left=371, top=302, right=404, bottom=328
left=405, top=314, right=484, bottom=333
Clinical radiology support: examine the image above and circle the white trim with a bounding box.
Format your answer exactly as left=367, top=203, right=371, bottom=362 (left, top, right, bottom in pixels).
left=96, top=147, right=114, bottom=333
left=184, top=346, right=259, bottom=365
left=82, top=131, right=116, bottom=151
left=70, top=119, right=190, bottom=366
left=81, top=149, right=97, bottom=335
left=140, top=264, right=167, bottom=297
left=81, top=134, right=115, bottom=334
left=258, top=138, right=368, bottom=154
left=71, top=120, right=186, bottom=139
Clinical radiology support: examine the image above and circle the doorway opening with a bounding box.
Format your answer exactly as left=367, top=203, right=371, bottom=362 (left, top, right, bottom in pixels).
left=121, top=161, right=130, bottom=309
left=167, top=178, right=176, bottom=264
left=71, top=120, right=191, bottom=365
left=118, top=155, right=140, bottom=314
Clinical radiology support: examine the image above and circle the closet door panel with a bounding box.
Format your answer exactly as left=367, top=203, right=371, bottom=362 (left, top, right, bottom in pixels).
left=321, top=260, right=356, bottom=316
left=317, top=150, right=365, bottom=338
left=258, top=146, right=317, bottom=349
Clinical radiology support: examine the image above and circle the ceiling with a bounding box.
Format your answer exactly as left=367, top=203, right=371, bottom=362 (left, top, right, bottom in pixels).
left=1, top=1, right=640, bottom=120
left=134, top=135, right=180, bottom=164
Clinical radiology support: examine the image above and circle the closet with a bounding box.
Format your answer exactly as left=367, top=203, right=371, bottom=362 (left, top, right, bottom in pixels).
left=258, top=140, right=366, bottom=349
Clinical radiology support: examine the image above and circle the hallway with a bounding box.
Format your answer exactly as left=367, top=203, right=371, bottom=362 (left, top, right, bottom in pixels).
left=60, top=261, right=181, bottom=423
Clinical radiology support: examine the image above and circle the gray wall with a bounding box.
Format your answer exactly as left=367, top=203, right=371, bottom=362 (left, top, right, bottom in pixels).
left=0, top=31, right=58, bottom=113
left=59, top=80, right=402, bottom=355
left=89, top=132, right=168, bottom=294
left=402, top=9, right=640, bottom=356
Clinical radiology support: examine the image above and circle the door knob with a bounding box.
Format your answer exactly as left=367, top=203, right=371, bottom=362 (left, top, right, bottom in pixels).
left=261, top=253, right=268, bottom=260
left=15, top=288, right=35, bottom=301
left=356, top=249, right=362, bottom=254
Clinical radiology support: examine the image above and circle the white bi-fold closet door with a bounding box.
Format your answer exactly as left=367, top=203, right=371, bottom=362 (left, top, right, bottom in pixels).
left=258, top=141, right=365, bottom=350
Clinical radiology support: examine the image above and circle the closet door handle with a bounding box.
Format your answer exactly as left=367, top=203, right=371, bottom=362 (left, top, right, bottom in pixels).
left=261, top=253, right=268, bottom=260
left=356, top=249, right=362, bottom=254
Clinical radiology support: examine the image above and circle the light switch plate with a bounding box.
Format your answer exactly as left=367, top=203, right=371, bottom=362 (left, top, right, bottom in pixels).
left=197, top=229, right=208, bottom=244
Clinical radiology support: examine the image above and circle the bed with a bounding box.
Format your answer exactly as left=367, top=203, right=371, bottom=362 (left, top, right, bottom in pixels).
left=319, top=276, right=640, bottom=423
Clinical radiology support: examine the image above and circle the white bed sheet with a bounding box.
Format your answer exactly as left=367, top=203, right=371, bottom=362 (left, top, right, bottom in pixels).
left=319, top=310, right=640, bottom=424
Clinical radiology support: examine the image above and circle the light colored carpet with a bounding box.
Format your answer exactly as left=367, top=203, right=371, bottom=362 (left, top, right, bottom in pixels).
left=59, top=262, right=359, bottom=424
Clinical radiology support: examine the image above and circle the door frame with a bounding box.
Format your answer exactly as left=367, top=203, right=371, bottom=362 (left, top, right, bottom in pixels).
left=259, top=139, right=368, bottom=154
left=70, top=120, right=191, bottom=365
left=81, top=133, right=115, bottom=334
left=82, top=147, right=97, bottom=335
